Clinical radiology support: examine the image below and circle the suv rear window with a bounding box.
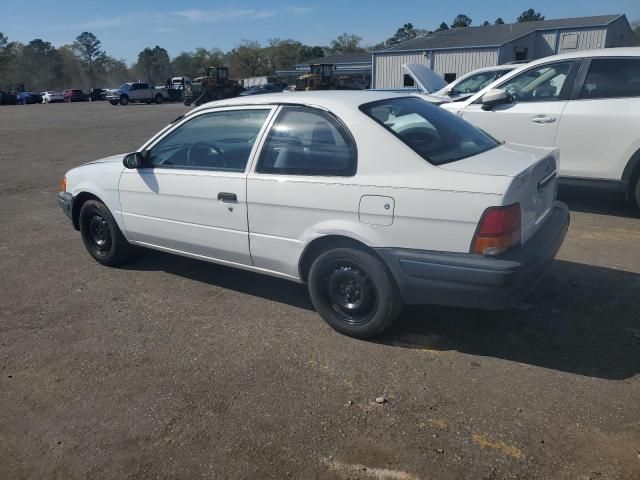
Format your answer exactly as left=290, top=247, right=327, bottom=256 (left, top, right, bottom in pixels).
left=581, top=58, right=640, bottom=99
left=360, top=97, right=498, bottom=165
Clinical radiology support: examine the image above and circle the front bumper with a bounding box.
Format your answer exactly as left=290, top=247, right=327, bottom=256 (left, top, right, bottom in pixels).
left=375, top=201, right=570, bottom=309
left=58, top=191, right=73, bottom=222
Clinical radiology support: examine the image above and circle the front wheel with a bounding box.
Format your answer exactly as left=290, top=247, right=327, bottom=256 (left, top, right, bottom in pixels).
left=155, top=94, right=163, bottom=104
left=109, top=100, right=118, bottom=106
left=119, top=95, right=129, bottom=106
left=308, top=247, right=402, bottom=338
left=634, top=176, right=640, bottom=210
left=79, top=200, right=136, bottom=266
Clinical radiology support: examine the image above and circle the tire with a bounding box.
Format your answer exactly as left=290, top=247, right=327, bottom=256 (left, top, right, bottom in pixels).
left=155, top=94, right=163, bottom=104
left=79, top=200, right=135, bottom=266
left=184, top=98, right=192, bottom=106
left=119, top=95, right=129, bottom=106
left=308, top=247, right=402, bottom=338
left=109, top=100, right=118, bottom=106
left=634, top=176, right=640, bottom=210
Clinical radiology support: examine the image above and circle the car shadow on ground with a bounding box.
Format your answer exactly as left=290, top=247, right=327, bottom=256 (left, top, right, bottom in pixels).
left=124, top=252, right=639, bottom=380
left=558, top=185, right=640, bottom=219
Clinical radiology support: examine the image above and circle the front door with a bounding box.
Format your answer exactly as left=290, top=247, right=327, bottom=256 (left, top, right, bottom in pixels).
left=119, top=107, right=274, bottom=265
left=460, top=60, right=578, bottom=149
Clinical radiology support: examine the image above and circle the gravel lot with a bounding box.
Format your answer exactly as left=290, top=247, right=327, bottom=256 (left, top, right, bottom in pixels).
left=1, top=102, right=639, bottom=480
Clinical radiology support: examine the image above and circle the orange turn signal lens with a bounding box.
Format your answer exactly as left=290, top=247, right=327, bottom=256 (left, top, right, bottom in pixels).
left=60, top=176, right=66, bottom=193
left=471, top=203, right=521, bottom=256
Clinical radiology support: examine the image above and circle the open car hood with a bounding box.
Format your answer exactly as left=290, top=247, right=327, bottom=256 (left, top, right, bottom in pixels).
left=402, top=63, right=448, bottom=94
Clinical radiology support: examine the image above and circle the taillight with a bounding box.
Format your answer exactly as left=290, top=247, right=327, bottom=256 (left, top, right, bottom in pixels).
left=471, top=203, right=521, bottom=256
left=60, top=176, right=66, bottom=193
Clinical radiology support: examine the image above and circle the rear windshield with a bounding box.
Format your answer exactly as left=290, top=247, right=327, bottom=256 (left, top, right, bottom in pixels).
left=360, top=96, right=498, bottom=165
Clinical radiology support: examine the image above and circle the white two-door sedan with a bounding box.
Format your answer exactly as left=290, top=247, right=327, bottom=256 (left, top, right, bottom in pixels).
left=58, top=92, right=569, bottom=338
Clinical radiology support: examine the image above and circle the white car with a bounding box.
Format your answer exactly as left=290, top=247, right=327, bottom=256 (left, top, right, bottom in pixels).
left=41, top=91, right=64, bottom=103
left=441, top=47, right=640, bottom=208
left=58, top=92, right=569, bottom=338
left=434, top=64, right=521, bottom=102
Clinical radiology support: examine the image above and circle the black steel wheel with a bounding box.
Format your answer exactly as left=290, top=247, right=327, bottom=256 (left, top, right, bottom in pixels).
left=79, top=200, right=136, bottom=266
left=308, top=246, right=402, bottom=338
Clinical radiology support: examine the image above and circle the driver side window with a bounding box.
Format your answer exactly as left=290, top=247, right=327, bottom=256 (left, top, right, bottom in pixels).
left=498, top=61, right=576, bottom=102
left=147, top=109, right=270, bottom=172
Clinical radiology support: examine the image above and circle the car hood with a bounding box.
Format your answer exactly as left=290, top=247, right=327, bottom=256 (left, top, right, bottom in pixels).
left=402, top=63, right=448, bottom=93
left=82, top=153, right=126, bottom=167
left=438, top=143, right=556, bottom=177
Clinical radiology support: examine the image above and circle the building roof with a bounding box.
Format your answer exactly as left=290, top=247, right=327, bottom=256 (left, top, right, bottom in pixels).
left=378, top=14, right=625, bottom=53
left=302, top=52, right=372, bottom=65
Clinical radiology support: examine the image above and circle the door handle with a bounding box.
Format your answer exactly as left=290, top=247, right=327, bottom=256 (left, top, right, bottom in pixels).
left=531, top=115, right=557, bottom=124
left=217, top=192, right=237, bottom=203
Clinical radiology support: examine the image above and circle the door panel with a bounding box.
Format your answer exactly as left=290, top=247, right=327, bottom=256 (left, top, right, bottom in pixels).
left=120, top=170, right=251, bottom=264
left=461, top=101, right=566, bottom=147
left=119, top=107, right=274, bottom=265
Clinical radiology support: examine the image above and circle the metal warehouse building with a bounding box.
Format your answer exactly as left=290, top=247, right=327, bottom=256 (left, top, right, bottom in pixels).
left=372, top=14, right=633, bottom=89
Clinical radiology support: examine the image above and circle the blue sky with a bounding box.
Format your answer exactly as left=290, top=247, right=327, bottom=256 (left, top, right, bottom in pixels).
left=3, top=0, right=639, bottom=64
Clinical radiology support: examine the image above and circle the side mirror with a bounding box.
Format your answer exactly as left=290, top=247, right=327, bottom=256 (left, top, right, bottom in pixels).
left=481, top=88, right=511, bottom=111
left=123, top=152, right=143, bottom=169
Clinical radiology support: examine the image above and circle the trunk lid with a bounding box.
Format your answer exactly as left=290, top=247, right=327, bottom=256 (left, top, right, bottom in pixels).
left=440, top=143, right=558, bottom=243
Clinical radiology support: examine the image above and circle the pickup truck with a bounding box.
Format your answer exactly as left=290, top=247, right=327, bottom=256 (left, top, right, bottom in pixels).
left=105, top=82, right=169, bottom=105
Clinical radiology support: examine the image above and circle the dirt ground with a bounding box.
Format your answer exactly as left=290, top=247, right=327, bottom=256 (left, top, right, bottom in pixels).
left=0, top=101, right=639, bottom=480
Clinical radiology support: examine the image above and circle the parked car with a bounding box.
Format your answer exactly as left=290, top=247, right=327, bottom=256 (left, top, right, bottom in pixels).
left=434, top=65, right=521, bottom=102
left=105, top=82, right=169, bottom=105
left=58, top=92, right=568, bottom=338
left=41, top=91, right=64, bottom=103
left=87, top=88, right=107, bottom=101
left=441, top=47, right=640, bottom=208
left=17, top=92, right=42, bottom=104
left=64, top=89, right=87, bottom=102
left=239, top=83, right=283, bottom=96
left=0, top=90, right=17, bottom=105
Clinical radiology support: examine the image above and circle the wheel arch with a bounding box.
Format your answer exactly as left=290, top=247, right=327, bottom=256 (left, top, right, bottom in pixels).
left=71, top=192, right=104, bottom=230
left=298, top=235, right=382, bottom=283
left=622, top=147, right=640, bottom=197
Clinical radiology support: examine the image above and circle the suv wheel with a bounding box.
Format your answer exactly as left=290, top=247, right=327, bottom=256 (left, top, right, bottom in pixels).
left=155, top=94, right=163, bottom=104
left=308, top=247, right=402, bottom=338
left=79, top=200, right=136, bottom=266
left=634, top=175, right=640, bottom=210
left=119, top=95, right=129, bottom=106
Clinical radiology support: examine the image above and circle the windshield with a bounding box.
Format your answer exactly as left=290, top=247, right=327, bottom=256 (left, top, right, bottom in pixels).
left=360, top=97, right=498, bottom=165
left=118, top=84, right=129, bottom=90
left=450, top=70, right=507, bottom=96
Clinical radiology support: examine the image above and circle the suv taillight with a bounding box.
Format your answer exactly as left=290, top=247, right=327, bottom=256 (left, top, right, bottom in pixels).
left=471, top=203, right=521, bottom=256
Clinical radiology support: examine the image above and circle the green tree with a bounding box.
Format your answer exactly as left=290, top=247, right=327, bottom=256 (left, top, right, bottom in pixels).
left=435, top=22, right=449, bottom=32
left=632, top=20, right=640, bottom=46
left=328, top=33, right=365, bottom=54
left=386, top=23, right=418, bottom=46
left=135, top=46, right=171, bottom=85
left=299, top=45, right=325, bottom=62
left=228, top=40, right=266, bottom=78
left=72, top=32, right=105, bottom=87
left=495, top=18, right=505, bottom=25
left=517, top=9, right=545, bottom=23
left=482, top=21, right=490, bottom=26
left=451, top=14, right=472, bottom=28
left=21, top=39, right=66, bottom=90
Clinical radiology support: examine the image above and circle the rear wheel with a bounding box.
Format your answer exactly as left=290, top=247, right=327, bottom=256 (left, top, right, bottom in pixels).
left=155, top=94, right=163, bottom=104
left=308, top=247, right=402, bottom=338
left=79, top=200, right=136, bottom=266
left=109, top=100, right=118, bottom=106
left=634, top=176, right=640, bottom=210
left=119, top=95, right=129, bottom=106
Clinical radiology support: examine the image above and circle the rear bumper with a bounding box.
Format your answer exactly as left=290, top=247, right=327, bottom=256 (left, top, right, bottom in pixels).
left=58, top=192, right=73, bottom=222
left=375, top=202, right=570, bottom=309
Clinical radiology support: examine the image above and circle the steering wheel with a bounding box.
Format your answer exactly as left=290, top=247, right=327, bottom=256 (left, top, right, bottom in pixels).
left=186, top=141, right=225, bottom=167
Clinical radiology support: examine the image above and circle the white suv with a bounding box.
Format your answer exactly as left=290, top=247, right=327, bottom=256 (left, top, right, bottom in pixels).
left=442, top=48, right=640, bottom=208
left=58, top=92, right=568, bottom=338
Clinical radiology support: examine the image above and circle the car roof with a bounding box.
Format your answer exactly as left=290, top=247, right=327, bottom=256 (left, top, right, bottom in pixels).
left=523, top=46, right=640, bottom=66
left=189, top=91, right=410, bottom=116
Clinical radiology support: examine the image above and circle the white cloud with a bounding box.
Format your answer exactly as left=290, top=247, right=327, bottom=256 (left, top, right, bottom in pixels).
left=286, top=6, right=315, bottom=15
left=173, top=8, right=276, bottom=23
